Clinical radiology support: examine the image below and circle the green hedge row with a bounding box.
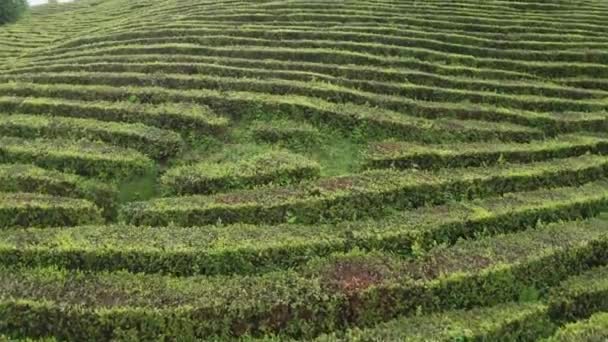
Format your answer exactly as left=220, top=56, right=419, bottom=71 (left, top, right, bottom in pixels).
left=51, top=24, right=608, bottom=55
left=315, top=302, right=554, bottom=341
left=41, top=28, right=608, bottom=66
left=0, top=192, right=102, bottom=228
left=162, top=150, right=320, bottom=195
left=6, top=59, right=603, bottom=101
left=4, top=70, right=606, bottom=115
left=0, top=163, right=117, bottom=220
left=13, top=43, right=535, bottom=83
left=23, top=40, right=608, bottom=78
left=0, top=82, right=545, bottom=143
left=171, top=11, right=608, bottom=38
left=0, top=114, right=183, bottom=159
left=1, top=216, right=607, bottom=339
left=560, top=77, right=608, bottom=92
left=91, top=1, right=608, bottom=32
left=543, top=311, right=608, bottom=342
left=365, top=134, right=608, bottom=170
left=0, top=94, right=229, bottom=135
left=4, top=179, right=608, bottom=276
left=120, top=154, right=608, bottom=226
left=250, top=119, right=322, bottom=148
left=95, top=18, right=608, bottom=46
left=548, top=265, right=608, bottom=323
left=0, top=136, right=154, bottom=180
left=46, top=25, right=608, bottom=63
left=4, top=51, right=557, bottom=89
left=165, top=3, right=608, bottom=28
left=3, top=71, right=604, bottom=134
left=0, top=114, right=183, bottom=160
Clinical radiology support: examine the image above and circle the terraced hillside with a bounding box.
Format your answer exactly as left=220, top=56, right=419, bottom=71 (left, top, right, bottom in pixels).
left=1, top=0, right=608, bottom=340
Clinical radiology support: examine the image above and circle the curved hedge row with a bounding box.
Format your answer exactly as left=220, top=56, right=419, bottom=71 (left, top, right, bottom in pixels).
left=0, top=136, right=154, bottom=180
left=0, top=95, right=229, bottom=134
left=0, top=82, right=546, bottom=143
left=6, top=60, right=606, bottom=101
left=548, top=265, right=608, bottom=324
left=250, top=119, right=322, bottom=148
left=2, top=180, right=607, bottom=276
left=162, top=150, right=320, bottom=195
left=315, top=302, right=553, bottom=341
left=121, top=154, right=608, bottom=226
left=364, top=134, right=608, bottom=170
left=0, top=114, right=183, bottom=160
left=0, top=163, right=117, bottom=220
left=0, top=216, right=607, bottom=339
left=6, top=71, right=607, bottom=114
left=0, top=193, right=102, bottom=228
left=544, top=311, right=608, bottom=341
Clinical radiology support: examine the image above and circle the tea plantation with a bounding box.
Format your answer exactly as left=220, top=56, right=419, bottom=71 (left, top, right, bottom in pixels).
left=1, top=0, right=608, bottom=340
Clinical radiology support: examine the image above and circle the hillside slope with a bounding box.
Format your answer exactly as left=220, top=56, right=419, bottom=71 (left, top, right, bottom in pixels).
left=1, top=0, right=608, bottom=340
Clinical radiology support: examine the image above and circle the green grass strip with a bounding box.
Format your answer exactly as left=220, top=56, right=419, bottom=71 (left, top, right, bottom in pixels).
left=0, top=136, right=154, bottom=180
left=121, top=154, right=608, bottom=226
left=365, top=134, right=608, bottom=170
left=0, top=114, right=183, bottom=160
left=0, top=193, right=102, bottom=228
left=3, top=180, right=608, bottom=276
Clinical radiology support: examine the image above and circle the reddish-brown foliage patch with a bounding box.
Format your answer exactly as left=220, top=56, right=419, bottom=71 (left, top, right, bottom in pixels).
left=323, top=260, right=385, bottom=296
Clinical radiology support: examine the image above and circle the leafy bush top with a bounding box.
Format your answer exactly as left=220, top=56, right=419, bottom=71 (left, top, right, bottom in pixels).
left=0, top=0, right=28, bottom=25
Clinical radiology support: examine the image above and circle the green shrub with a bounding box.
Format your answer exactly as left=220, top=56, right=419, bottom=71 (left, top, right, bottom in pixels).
left=161, top=150, right=321, bottom=195
left=0, top=0, right=27, bottom=25
left=4, top=180, right=608, bottom=276
left=544, top=312, right=608, bottom=342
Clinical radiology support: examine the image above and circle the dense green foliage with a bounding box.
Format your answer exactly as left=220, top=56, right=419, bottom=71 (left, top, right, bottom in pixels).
left=2, top=0, right=608, bottom=339
left=0, top=0, right=27, bottom=25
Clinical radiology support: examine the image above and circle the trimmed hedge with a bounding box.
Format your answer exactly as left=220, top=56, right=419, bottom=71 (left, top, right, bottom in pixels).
left=0, top=95, right=229, bottom=135
left=0, top=136, right=154, bottom=180
left=3, top=180, right=608, bottom=276
left=1, top=216, right=608, bottom=339
left=3, top=72, right=608, bottom=134
left=30, top=26, right=608, bottom=64
left=9, top=57, right=603, bottom=100
left=0, top=114, right=184, bottom=160
left=250, top=119, right=322, bottom=149
left=161, top=150, right=321, bottom=195
left=548, top=265, right=608, bottom=323
left=3, top=71, right=607, bottom=114
left=364, top=134, right=608, bottom=170
left=0, top=163, right=117, bottom=220
left=315, top=302, right=554, bottom=341
left=0, top=83, right=544, bottom=143
left=544, top=312, right=608, bottom=342
left=0, top=193, right=102, bottom=228
left=18, top=38, right=608, bottom=78
left=121, top=154, right=608, bottom=226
